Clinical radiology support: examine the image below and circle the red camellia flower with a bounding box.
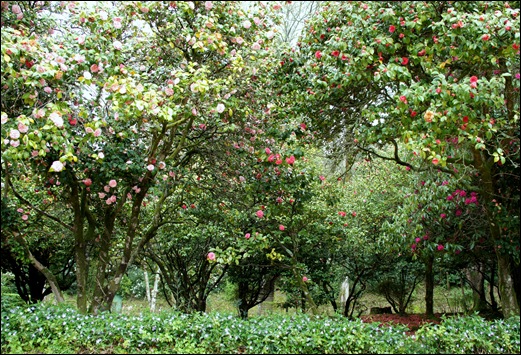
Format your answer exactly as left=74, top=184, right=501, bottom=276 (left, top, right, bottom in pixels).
left=470, top=76, right=478, bottom=83
left=482, top=34, right=490, bottom=41
left=463, top=116, right=469, bottom=123
left=338, top=211, right=346, bottom=217
left=331, top=50, right=340, bottom=57
left=389, top=25, right=396, bottom=33
left=418, top=49, right=426, bottom=56
left=401, top=57, right=409, bottom=65
left=286, top=155, right=295, bottom=165
left=432, top=158, right=439, bottom=165
left=437, top=244, right=444, bottom=251
left=351, top=211, right=357, bottom=217
left=84, top=178, right=92, bottom=187
left=315, top=51, right=322, bottom=59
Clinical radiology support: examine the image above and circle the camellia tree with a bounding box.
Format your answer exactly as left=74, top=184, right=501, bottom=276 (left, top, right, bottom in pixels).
left=1, top=1, right=284, bottom=314
left=275, top=1, right=520, bottom=317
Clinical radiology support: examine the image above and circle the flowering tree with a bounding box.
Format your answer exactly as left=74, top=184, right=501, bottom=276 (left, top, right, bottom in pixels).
left=1, top=1, right=282, bottom=314
left=275, top=1, right=520, bottom=317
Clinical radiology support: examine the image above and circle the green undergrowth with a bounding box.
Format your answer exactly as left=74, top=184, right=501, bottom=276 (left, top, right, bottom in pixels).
left=1, top=298, right=519, bottom=354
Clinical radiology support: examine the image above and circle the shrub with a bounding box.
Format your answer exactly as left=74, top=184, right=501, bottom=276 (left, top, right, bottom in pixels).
left=1, top=302, right=519, bottom=354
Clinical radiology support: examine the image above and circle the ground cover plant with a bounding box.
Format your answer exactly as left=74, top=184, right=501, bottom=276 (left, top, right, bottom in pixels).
left=1, top=299, right=519, bottom=354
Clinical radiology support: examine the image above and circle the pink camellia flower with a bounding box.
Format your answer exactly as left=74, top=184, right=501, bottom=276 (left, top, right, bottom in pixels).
left=22, top=214, right=29, bottom=221
left=113, top=17, right=122, bottom=29
left=245, top=233, right=251, bottom=239
left=286, top=155, right=295, bottom=165
left=276, top=197, right=283, bottom=204
left=440, top=213, right=447, bottom=219
left=256, top=210, right=264, bottom=218
left=389, top=25, right=396, bottom=33
left=279, top=225, right=285, bottom=231
left=84, top=178, right=92, bottom=187
left=147, top=164, right=155, bottom=171
left=319, top=175, right=326, bottom=181
left=10, top=129, right=20, bottom=140
left=447, top=195, right=454, bottom=201
left=437, top=244, right=445, bottom=251
left=315, top=51, right=322, bottom=59
left=415, top=237, right=421, bottom=243
left=17, top=208, right=24, bottom=213
left=207, top=252, right=216, bottom=261
left=104, top=185, right=110, bottom=193
left=302, top=276, right=309, bottom=282
left=205, top=1, right=212, bottom=10
left=351, top=211, right=357, bottom=217
left=242, top=20, right=251, bottom=29
left=432, top=158, right=439, bottom=165
left=109, top=179, right=117, bottom=188
left=98, top=192, right=106, bottom=199
left=399, top=95, right=407, bottom=104
left=94, top=128, right=102, bottom=137
left=18, top=122, right=29, bottom=133
left=113, top=40, right=123, bottom=50
left=265, top=147, right=271, bottom=154
left=251, top=42, right=261, bottom=50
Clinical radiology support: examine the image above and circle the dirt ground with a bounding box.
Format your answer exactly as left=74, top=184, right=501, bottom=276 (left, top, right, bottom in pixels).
left=360, top=312, right=448, bottom=335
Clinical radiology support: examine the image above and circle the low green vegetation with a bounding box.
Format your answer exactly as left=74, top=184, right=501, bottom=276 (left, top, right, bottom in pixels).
left=1, top=297, right=519, bottom=354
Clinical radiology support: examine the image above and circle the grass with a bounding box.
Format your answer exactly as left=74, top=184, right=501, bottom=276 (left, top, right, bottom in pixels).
left=40, top=283, right=484, bottom=318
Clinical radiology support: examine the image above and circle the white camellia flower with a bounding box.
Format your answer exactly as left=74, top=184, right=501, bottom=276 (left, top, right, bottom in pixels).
left=50, top=161, right=64, bottom=172
left=216, top=103, right=225, bottom=113
left=48, top=112, right=64, bottom=128
left=83, top=71, right=92, bottom=80
left=113, top=40, right=123, bottom=50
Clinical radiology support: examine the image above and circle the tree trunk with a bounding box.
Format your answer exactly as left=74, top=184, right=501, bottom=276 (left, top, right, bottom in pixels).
left=497, top=252, right=520, bottom=318
left=424, top=254, right=434, bottom=317
left=13, top=232, right=64, bottom=304
left=473, top=147, right=519, bottom=318
left=237, top=281, right=249, bottom=319
left=144, top=267, right=151, bottom=303
left=150, top=267, right=160, bottom=312
left=467, top=263, right=488, bottom=312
